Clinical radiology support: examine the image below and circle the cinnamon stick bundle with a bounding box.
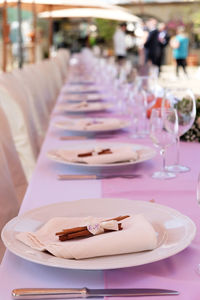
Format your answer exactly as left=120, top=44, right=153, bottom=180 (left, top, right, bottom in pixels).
left=56, top=215, right=129, bottom=242
left=77, top=148, right=112, bottom=158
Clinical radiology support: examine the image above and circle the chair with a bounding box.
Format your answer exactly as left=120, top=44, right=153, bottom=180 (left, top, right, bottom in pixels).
left=0, top=85, right=36, bottom=180
left=56, top=49, right=70, bottom=81
left=0, top=106, right=27, bottom=203
left=33, top=60, right=57, bottom=112
left=0, top=73, right=40, bottom=156
left=0, top=144, right=19, bottom=262
left=12, top=68, right=49, bottom=140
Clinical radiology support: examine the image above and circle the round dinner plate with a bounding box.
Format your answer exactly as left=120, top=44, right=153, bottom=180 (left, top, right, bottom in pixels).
left=46, top=142, right=156, bottom=168
left=54, top=118, right=131, bottom=133
left=2, top=198, right=196, bottom=270
left=62, top=88, right=99, bottom=94
left=61, top=94, right=106, bottom=102
left=57, top=103, right=113, bottom=113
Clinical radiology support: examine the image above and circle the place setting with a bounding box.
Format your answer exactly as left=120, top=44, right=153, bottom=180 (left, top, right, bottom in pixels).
left=53, top=117, right=131, bottom=134
left=47, top=141, right=156, bottom=169
left=56, top=101, right=114, bottom=114
left=60, top=93, right=107, bottom=103
left=1, top=196, right=196, bottom=278
left=61, top=84, right=101, bottom=95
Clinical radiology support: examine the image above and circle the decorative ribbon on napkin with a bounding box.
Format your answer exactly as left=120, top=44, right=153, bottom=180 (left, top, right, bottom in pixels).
left=16, top=215, right=157, bottom=260
left=87, top=220, right=119, bottom=235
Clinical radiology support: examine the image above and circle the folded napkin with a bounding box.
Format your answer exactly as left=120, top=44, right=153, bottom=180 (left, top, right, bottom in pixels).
left=55, top=145, right=139, bottom=164
left=16, top=215, right=157, bottom=259
left=58, top=102, right=112, bottom=112
left=55, top=118, right=128, bottom=131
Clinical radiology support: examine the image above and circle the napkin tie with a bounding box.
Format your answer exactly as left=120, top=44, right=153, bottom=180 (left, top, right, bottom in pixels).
left=87, top=220, right=119, bottom=235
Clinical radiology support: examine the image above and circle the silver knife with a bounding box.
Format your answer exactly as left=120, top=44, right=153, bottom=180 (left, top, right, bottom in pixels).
left=12, top=287, right=179, bottom=299
left=57, top=174, right=141, bottom=180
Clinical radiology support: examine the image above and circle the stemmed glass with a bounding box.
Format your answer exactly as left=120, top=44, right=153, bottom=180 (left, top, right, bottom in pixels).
left=128, top=76, right=160, bottom=138
left=150, top=107, right=178, bottom=179
left=128, top=87, right=147, bottom=138
left=135, top=76, right=157, bottom=110
left=164, top=88, right=196, bottom=173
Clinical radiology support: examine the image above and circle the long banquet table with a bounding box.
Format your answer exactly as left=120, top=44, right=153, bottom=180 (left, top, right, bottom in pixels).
left=1, top=76, right=200, bottom=300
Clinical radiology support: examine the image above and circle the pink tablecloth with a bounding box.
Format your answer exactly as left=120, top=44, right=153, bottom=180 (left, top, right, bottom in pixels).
left=0, top=84, right=200, bottom=300
left=100, top=132, right=200, bottom=300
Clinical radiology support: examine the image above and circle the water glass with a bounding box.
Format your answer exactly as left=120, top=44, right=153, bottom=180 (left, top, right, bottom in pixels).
left=150, top=107, right=178, bottom=179
left=164, top=88, right=196, bottom=173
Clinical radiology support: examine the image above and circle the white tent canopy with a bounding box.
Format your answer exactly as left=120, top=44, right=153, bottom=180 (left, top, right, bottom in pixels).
left=0, top=0, right=123, bottom=10
left=39, top=7, right=140, bottom=22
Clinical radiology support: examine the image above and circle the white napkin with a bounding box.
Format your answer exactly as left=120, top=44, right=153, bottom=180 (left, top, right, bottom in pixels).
left=55, top=145, right=139, bottom=164
left=55, top=118, right=127, bottom=131
left=16, top=215, right=157, bottom=260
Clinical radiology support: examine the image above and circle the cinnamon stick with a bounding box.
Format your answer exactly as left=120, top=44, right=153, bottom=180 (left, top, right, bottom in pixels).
left=98, top=148, right=112, bottom=155
left=78, top=152, right=93, bottom=157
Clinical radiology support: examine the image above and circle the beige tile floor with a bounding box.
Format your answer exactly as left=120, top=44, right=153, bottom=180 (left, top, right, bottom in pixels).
left=158, top=65, right=200, bottom=95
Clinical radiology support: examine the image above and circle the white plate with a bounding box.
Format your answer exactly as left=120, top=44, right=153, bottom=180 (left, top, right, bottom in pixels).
left=62, top=87, right=99, bottom=94
left=2, top=198, right=196, bottom=270
left=61, top=94, right=105, bottom=102
left=54, top=118, right=130, bottom=133
left=47, top=142, right=156, bottom=168
left=57, top=102, right=113, bottom=113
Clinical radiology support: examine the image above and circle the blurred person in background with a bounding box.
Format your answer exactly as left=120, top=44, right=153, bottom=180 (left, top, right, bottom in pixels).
left=113, top=23, right=127, bottom=64
left=170, top=26, right=189, bottom=77
left=144, top=18, right=159, bottom=66
left=157, top=22, right=170, bottom=75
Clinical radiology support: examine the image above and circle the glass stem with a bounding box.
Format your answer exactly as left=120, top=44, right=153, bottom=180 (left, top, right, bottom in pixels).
left=160, top=148, right=166, bottom=172
left=135, top=119, right=139, bottom=135
left=175, top=135, right=180, bottom=166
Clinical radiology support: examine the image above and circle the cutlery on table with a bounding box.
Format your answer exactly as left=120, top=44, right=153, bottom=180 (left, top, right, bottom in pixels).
left=60, top=136, right=87, bottom=140
left=57, top=174, right=141, bottom=180
left=59, top=135, right=121, bottom=140
left=12, top=287, right=179, bottom=299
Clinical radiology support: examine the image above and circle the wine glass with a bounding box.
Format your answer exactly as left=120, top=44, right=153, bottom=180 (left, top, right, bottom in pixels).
left=135, top=76, right=157, bottom=110
left=129, top=75, right=161, bottom=138
left=128, top=86, right=147, bottom=138
left=164, top=88, right=196, bottom=173
left=150, top=107, right=178, bottom=179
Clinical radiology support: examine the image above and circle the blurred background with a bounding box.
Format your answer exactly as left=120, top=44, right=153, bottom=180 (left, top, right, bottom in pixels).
left=1, top=0, right=200, bottom=73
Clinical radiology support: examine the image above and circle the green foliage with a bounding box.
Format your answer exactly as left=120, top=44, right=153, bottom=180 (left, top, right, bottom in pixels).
left=180, top=98, right=200, bottom=142
left=95, top=18, right=117, bottom=46
left=191, top=11, right=200, bottom=27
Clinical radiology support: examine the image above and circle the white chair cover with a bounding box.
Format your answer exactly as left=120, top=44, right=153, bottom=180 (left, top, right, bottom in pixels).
left=34, top=60, right=56, bottom=111
left=12, top=67, right=49, bottom=136
left=14, top=72, right=46, bottom=147
left=0, top=106, right=27, bottom=204
left=0, top=145, right=19, bottom=262
left=56, top=49, right=69, bottom=81
left=0, top=85, right=36, bottom=180
left=0, top=73, right=40, bottom=156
